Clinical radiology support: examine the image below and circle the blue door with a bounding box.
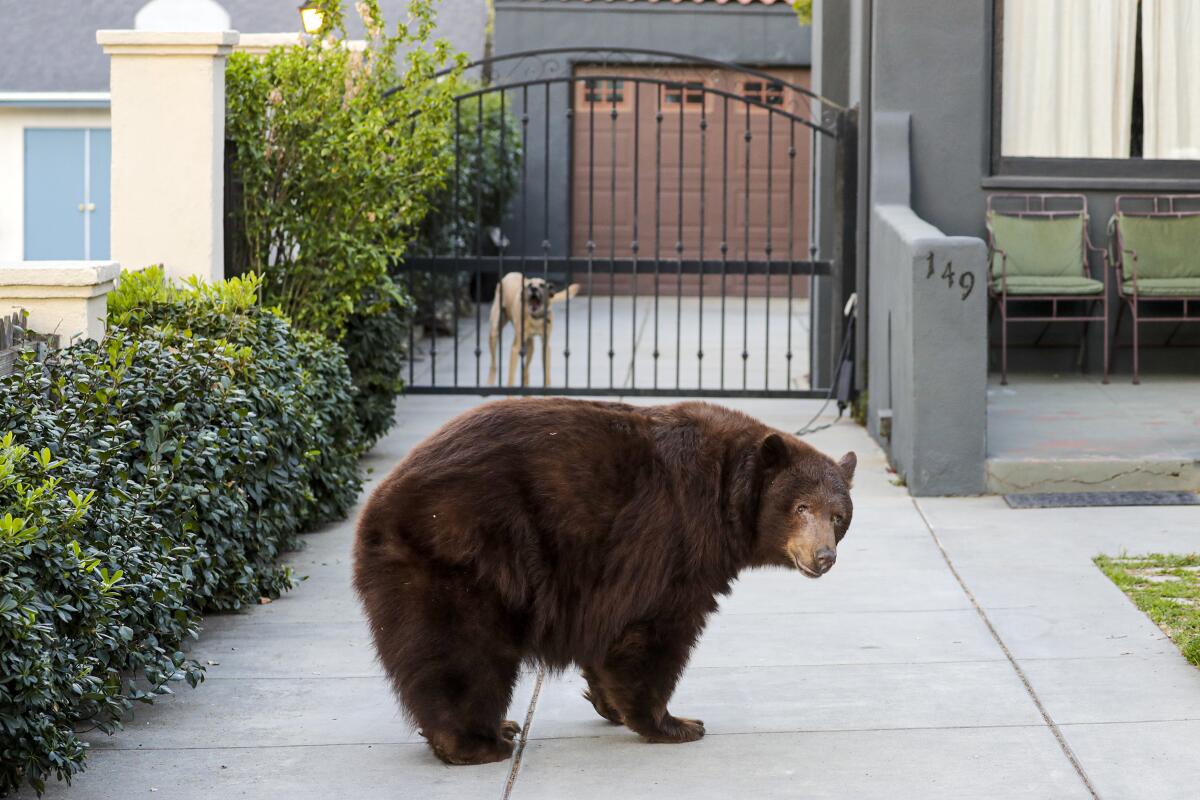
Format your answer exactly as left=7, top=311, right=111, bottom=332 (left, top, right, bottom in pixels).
left=24, top=129, right=85, bottom=259
left=23, top=128, right=111, bottom=260
left=88, top=129, right=111, bottom=260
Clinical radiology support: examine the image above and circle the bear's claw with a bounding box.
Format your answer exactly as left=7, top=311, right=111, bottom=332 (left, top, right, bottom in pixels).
left=583, top=688, right=624, bottom=725
left=643, top=715, right=705, bottom=744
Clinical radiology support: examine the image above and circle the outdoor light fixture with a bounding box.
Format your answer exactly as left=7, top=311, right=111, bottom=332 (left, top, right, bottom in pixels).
left=298, top=2, right=324, bottom=35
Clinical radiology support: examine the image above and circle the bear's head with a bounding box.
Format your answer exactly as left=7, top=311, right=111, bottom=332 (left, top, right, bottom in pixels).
left=746, top=433, right=856, bottom=578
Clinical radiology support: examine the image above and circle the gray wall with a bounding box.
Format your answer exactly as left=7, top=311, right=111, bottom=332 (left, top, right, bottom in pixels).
left=863, top=0, right=1200, bottom=376
left=492, top=0, right=812, bottom=258
left=495, top=1, right=811, bottom=68
left=870, top=0, right=992, bottom=243
left=1, top=0, right=487, bottom=92
left=867, top=112, right=987, bottom=495
left=870, top=203, right=987, bottom=494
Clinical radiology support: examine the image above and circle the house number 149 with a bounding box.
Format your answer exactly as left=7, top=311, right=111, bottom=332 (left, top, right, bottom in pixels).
left=926, top=253, right=975, bottom=301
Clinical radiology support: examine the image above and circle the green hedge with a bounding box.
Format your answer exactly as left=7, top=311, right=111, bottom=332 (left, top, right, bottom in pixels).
left=342, top=283, right=409, bottom=446
left=0, top=269, right=362, bottom=795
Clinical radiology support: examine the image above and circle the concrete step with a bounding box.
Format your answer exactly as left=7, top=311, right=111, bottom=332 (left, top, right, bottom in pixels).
left=986, top=457, right=1200, bottom=494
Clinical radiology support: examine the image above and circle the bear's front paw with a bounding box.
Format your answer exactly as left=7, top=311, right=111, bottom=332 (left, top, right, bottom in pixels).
left=583, top=688, right=624, bottom=725
left=643, top=715, right=705, bottom=744
left=499, top=720, right=522, bottom=742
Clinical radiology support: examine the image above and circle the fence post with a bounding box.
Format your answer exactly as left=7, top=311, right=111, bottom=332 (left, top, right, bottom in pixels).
left=97, top=30, right=238, bottom=283
left=831, top=105, right=859, bottom=394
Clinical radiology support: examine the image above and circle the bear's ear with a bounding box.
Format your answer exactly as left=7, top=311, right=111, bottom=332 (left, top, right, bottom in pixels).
left=759, top=433, right=789, bottom=471
left=838, top=451, right=858, bottom=485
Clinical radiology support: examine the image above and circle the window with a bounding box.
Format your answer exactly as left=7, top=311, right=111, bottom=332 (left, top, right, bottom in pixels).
left=663, top=81, right=705, bottom=109
left=582, top=79, right=625, bottom=105
left=992, top=0, right=1200, bottom=178
left=742, top=81, right=785, bottom=109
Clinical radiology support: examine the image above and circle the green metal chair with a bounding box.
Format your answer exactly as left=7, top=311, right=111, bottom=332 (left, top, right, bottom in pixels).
left=986, top=194, right=1109, bottom=385
left=1110, top=195, right=1200, bottom=384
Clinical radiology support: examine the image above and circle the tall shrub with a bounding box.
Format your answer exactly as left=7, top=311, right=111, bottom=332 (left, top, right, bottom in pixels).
left=225, top=0, right=460, bottom=333
left=225, top=0, right=463, bottom=442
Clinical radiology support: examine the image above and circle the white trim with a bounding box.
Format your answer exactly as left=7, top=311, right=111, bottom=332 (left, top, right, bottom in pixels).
left=0, top=92, right=111, bottom=108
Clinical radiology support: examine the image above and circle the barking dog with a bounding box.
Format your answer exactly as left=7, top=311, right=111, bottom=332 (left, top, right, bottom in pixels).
left=486, top=271, right=579, bottom=387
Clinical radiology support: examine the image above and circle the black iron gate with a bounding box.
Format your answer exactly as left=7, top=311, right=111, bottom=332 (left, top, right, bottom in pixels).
left=394, top=48, right=856, bottom=398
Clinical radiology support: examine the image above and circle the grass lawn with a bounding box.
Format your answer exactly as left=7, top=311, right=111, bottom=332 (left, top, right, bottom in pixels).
left=1095, top=553, right=1200, bottom=668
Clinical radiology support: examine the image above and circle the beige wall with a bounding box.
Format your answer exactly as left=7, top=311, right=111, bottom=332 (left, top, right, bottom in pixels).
left=99, top=30, right=236, bottom=283
left=0, top=106, right=111, bottom=262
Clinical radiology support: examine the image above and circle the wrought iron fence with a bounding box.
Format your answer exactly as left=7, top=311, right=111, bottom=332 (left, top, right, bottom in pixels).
left=392, top=48, right=856, bottom=398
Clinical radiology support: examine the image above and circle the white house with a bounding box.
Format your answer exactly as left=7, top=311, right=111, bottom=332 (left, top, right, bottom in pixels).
left=0, top=0, right=487, bottom=263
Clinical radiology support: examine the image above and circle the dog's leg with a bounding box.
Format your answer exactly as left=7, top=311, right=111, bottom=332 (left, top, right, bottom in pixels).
left=487, top=296, right=503, bottom=385
left=521, top=336, right=535, bottom=386
left=487, top=321, right=500, bottom=386
left=507, top=338, right=521, bottom=387
left=541, top=322, right=552, bottom=386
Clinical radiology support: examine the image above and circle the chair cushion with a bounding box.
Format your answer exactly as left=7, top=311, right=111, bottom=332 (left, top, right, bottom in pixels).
left=992, top=276, right=1104, bottom=295
left=1115, top=214, right=1200, bottom=280
left=1121, top=277, right=1200, bottom=297
left=988, top=212, right=1086, bottom=279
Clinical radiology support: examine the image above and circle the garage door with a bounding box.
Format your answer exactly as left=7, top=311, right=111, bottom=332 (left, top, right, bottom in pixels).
left=570, top=65, right=812, bottom=296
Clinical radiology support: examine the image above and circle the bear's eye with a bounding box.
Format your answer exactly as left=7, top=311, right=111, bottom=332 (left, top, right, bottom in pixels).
left=832, top=514, right=845, bottom=527
left=795, top=504, right=809, bottom=515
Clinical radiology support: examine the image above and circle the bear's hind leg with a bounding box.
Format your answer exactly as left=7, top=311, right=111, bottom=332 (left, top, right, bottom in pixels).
left=357, top=562, right=523, bottom=765
left=409, top=605, right=524, bottom=765
left=591, top=617, right=706, bottom=744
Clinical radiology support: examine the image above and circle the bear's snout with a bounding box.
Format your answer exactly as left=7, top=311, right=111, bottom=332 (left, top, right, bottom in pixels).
left=814, top=546, right=837, bottom=575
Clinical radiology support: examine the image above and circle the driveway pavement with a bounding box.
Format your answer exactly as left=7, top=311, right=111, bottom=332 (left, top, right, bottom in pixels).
left=23, top=395, right=1200, bottom=799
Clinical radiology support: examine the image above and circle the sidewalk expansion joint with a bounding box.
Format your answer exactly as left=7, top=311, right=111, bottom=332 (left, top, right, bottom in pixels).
left=913, top=499, right=1101, bottom=800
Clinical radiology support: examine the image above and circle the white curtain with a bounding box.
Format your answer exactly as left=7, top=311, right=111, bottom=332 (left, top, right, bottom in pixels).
left=1001, top=0, right=1139, bottom=158
left=1142, top=0, right=1200, bottom=159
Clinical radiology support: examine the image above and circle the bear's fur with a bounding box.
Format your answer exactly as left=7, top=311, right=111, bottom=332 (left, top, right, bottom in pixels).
left=353, top=398, right=856, bottom=764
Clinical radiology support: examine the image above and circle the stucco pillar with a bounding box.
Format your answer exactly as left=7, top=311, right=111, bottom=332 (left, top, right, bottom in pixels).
left=97, top=30, right=238, bottom=284
left=0, top=261, right=120, bottom=345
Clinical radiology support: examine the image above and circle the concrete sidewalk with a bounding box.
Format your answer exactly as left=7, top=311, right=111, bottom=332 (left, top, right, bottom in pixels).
left=24, top=396, right=1200, bottom=799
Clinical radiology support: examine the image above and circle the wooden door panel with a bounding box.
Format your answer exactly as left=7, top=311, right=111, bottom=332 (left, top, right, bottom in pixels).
left=571, top=65, right=812, bottom=296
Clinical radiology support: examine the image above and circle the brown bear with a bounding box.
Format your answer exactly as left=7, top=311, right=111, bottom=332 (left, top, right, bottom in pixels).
left=353, top=398, right=855, bottom=765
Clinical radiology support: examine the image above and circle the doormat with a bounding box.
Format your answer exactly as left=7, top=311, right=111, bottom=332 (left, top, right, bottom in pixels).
left=1004, top=491, right=1200, bottom=509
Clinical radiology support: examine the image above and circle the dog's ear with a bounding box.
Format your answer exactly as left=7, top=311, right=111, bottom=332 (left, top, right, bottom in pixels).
left=552, top=283, right=581, bottom=304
